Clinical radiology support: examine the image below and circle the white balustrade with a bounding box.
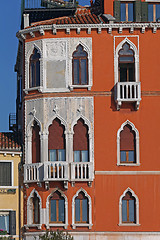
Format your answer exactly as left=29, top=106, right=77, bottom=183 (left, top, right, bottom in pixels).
left=70, top=162, right=93, bottom=181
left=24, top=163, right=43, bottom=183
left=44, top=162, right=68, bottom=181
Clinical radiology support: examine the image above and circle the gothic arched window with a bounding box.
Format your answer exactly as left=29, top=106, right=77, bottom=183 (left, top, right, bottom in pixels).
left=49, top=191, right=65, bottom=223
left=29, top=48, right=40, bottom=88
left=75, top=191, right=89, bottom=223
left=72, top=45, right=88, bottom=85
left=32, top=192, right=40, bottom=224
left=122, top=191, right=136, bottom=223
left=32, top=121, right=40, bottom=163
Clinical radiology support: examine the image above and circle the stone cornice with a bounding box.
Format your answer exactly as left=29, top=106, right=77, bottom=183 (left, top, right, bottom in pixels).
left=16, top=22, right=160, bottom=40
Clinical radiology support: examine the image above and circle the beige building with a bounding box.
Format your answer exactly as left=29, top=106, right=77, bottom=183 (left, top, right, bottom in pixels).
left=0, top=132, right=22, bottom=239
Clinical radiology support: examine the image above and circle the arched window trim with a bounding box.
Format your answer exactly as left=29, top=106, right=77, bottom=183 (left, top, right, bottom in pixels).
left=26, top=189, right=42, bottom=229
left=117, top=120, right=140, bottom=166
left=119, top=187, right=140, bottom=226
left=114, top=38, right=139, bottom=85
left=72, top=188, right=92, bottom=229
left=69, top=41, right=92, bottom=90
left=46, top=189, right=68, bottom=229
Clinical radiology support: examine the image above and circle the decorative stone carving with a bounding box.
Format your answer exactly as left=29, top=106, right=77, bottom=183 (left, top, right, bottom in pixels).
left=46, top=41, right=66, bottom=58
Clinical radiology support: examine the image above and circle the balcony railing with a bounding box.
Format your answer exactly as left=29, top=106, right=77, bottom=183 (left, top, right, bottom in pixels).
left=70, top=162, right=94, bottom=182
left=24, top=163, right=44, bottom=183
left=22, top=0, right=76, bottom=10
left=44, top=162, right=68, bottom=181
left=115, top=82, right=141, bottom=110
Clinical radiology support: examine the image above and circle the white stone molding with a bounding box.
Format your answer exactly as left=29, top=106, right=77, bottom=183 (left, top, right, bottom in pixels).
left=117, top=120, right=140, bottom=166
left=72, top=188, right=93, bottom=229
left=25, top=41, right=43, bottom=90
left=119, top=187, right=140, bottom=226
left=46, top=188, right=68, bottom=229
left=114, top=37, right=139, bottom=85
left=26, top=117, right=42, bottom=164
left=27, top=189, right=43, bottom=229
left=68, top=38, right=92, bottom=90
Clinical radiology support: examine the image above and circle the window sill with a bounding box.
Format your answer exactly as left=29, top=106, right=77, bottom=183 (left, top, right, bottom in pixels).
left=118, top=223, right=140, bottom=226
left=46, top=223, right=68, bottom=229
left=24, top=86, right=43, bottom=94
left=24, top=224, right=42, bottom=229
left=117, top=163, right=140, bottom=166
left=72, top=223, right=93, bottom=229
left=69, top=85, right=91, bottom=90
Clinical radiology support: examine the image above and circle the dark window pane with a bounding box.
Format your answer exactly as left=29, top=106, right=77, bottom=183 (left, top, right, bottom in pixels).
left=119, top=56, right=134, bottom=62
left=74, top=151, right=80, bottom=162
left=31, top=62, right=35, bottom=87
left=75, top=199, right=80, bottom=222
left=59, top=199, right=65, bottom=222
left=129, top=66, right=134, bottom=81
left=148, top=4, right=153, bottom=21
left=81, top=150, right=89, bottom=162
left=121, top=3, right=126, bottom=21
left=49, top=150, right=57, bottom=161
left=156, top=4, right=160, bottom=20
left=58, top=149, right=66, bottom=161
left=120, top=151, right=126, bottom=162
left=82, top=199, right=88, bottom=222
left=0, top=214, right=9, bottom=233
left=36, top=61, right=40, bottom=86
left=34, top=197, right=39, bottom=223
left=129, top=200, right=135, bottom=222
left=122, top=200, right=127, bottom=222
left=128, top=3, right=134, bottom=21
left=73, top=45, right=87, bottom=57
left=120, top=66, right=127, bottom=82
left=0, top=163, right=11, bottom=186
left=73, top=59, right=79, bottom=84
left=50, top=199, right=56, bottom=222
left=128, top=151, right=135, bottom=162
left=81, top=59, right=87, bottom=85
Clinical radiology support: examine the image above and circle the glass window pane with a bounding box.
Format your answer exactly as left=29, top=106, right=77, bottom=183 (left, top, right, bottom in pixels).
left=81, top=151, right=89, bottom=162
left=58, top=149, right=66, bottom=161
left=120, top=66, right=127, bottom=82
left=121, top=3, right=126, bottom=21
left=75, top=199, right=80, bottom=222
left=81, top=59, right=87, bottom=85
left=31, top=62, right=35, bottom=87
left=128, top=3, right=133, bottom=21
left=128, top=151, right=135, bottom=162
left=36, top=61, right=40, bottom=86
left=156, top=4, right=160, bottom=21
left=82, top=199, right=88, bottom=222
left=59, top=199, right=65, bottom=222
left=34, top=198, right=39, bottom=223
left=129, top=200, right=135, bottom=222
left=74, top=151, right=80, bottom=162
left=129, top=66, right=135, bottom=82
left=121, top=151, right=126, bottom=162
left=119, top=56, right=134, bottom=62
left=73, top=59, right=79, bottom=84
left=50, top=199, right=56, bottom=222
left=0, top=214, right=9, bottom=233
left=122, top=200, right=127, bottom=222
left=148, top=4, right=153, bottom=21
left=49, top=150, right=57, bottom=161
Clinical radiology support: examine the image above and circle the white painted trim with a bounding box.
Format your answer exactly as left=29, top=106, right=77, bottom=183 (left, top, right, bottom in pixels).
left=72, top=188, right=92, bottom=229
left=118, top=223, right=140, bottom=226
left=0, top=151, right=22, bottom=155
left=46, top=188, right=68, bottom=229
left=95, top=171, right=160, bottom=175
left=117, top=120, right=140, bottom=166
left=0, top=186, right=18, bottom=189
left=119, top=187, right=139, bottom=225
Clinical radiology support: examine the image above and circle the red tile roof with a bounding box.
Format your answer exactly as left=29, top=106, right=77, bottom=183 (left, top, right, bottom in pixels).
left=28, top=8, right=105, bottom=28
left=0, top=132, right=21, bottom=151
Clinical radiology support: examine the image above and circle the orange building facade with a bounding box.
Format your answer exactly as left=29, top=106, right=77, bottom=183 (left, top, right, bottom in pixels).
left=16, top=0, right=160, bottom=239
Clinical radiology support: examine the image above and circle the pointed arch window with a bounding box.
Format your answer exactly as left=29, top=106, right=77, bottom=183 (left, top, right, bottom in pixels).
left=122, top=191, right=136, bottom=223
left=118, top=43, right=135, bottom=82
left=32, top=192, right=40, bottom=224
left=29, top=48, right=40, bottom=88
left=75, top=191, right=89, bottom=223
left=72, top=45, right=88, bottom=85
left=73, top=119, right=89, bottom=163
left=48, top=118, right=66, bottom=162
left=32, top=121, right=40, bottom=163
left=49, top=191, right=65, bottom=223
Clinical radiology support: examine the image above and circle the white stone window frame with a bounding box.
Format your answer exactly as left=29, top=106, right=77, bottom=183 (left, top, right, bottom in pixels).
left=26, top=189, right=43, bottom=229
left=114, top=37, right=139, bottom=85
left=69, top=40, right=92, bottom=90
left=26, top=117, right=42, bottom=165
left=45, top=188, right=68, bottom=229
left=119, top=187, right=140, bottom=226
left=72, top=188, right=93, bottom=229
left=117, top=120, right=140, bottom=166
left=0, top=160, right=14, bottom=187
left=25, top=43, right=43, bottom=93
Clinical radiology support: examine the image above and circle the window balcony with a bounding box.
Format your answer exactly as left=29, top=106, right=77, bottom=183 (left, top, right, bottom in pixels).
left=44, top=162, right=69, bottom=182
left=115, top=82, right=141, bottom=110
left=24, top=163, right=44, bottom=183
left=70, top=162, right=94, bottom=183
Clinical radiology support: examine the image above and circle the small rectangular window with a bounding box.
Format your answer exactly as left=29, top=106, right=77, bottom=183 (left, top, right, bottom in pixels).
left=0, top=162, right=11, bottom=186
left=148, top=4, right=160, bottom=22
left=74, top=150, right=89, bottom=162
left=0, top=212, right=9, bottom=233
left=121, top=2, right=134, bottom=22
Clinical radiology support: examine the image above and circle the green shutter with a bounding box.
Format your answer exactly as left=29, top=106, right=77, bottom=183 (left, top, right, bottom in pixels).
left=9, top=211, right=16, bottom=235
left=141, top=2, right=148, bottom=22
left=114, top=1, right=121, bottom=22
left=134, top=1, right=141, bottom=22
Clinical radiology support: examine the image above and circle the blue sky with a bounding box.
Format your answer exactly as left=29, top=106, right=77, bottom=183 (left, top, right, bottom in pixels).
left=0, top=0, right=90, bottom=132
